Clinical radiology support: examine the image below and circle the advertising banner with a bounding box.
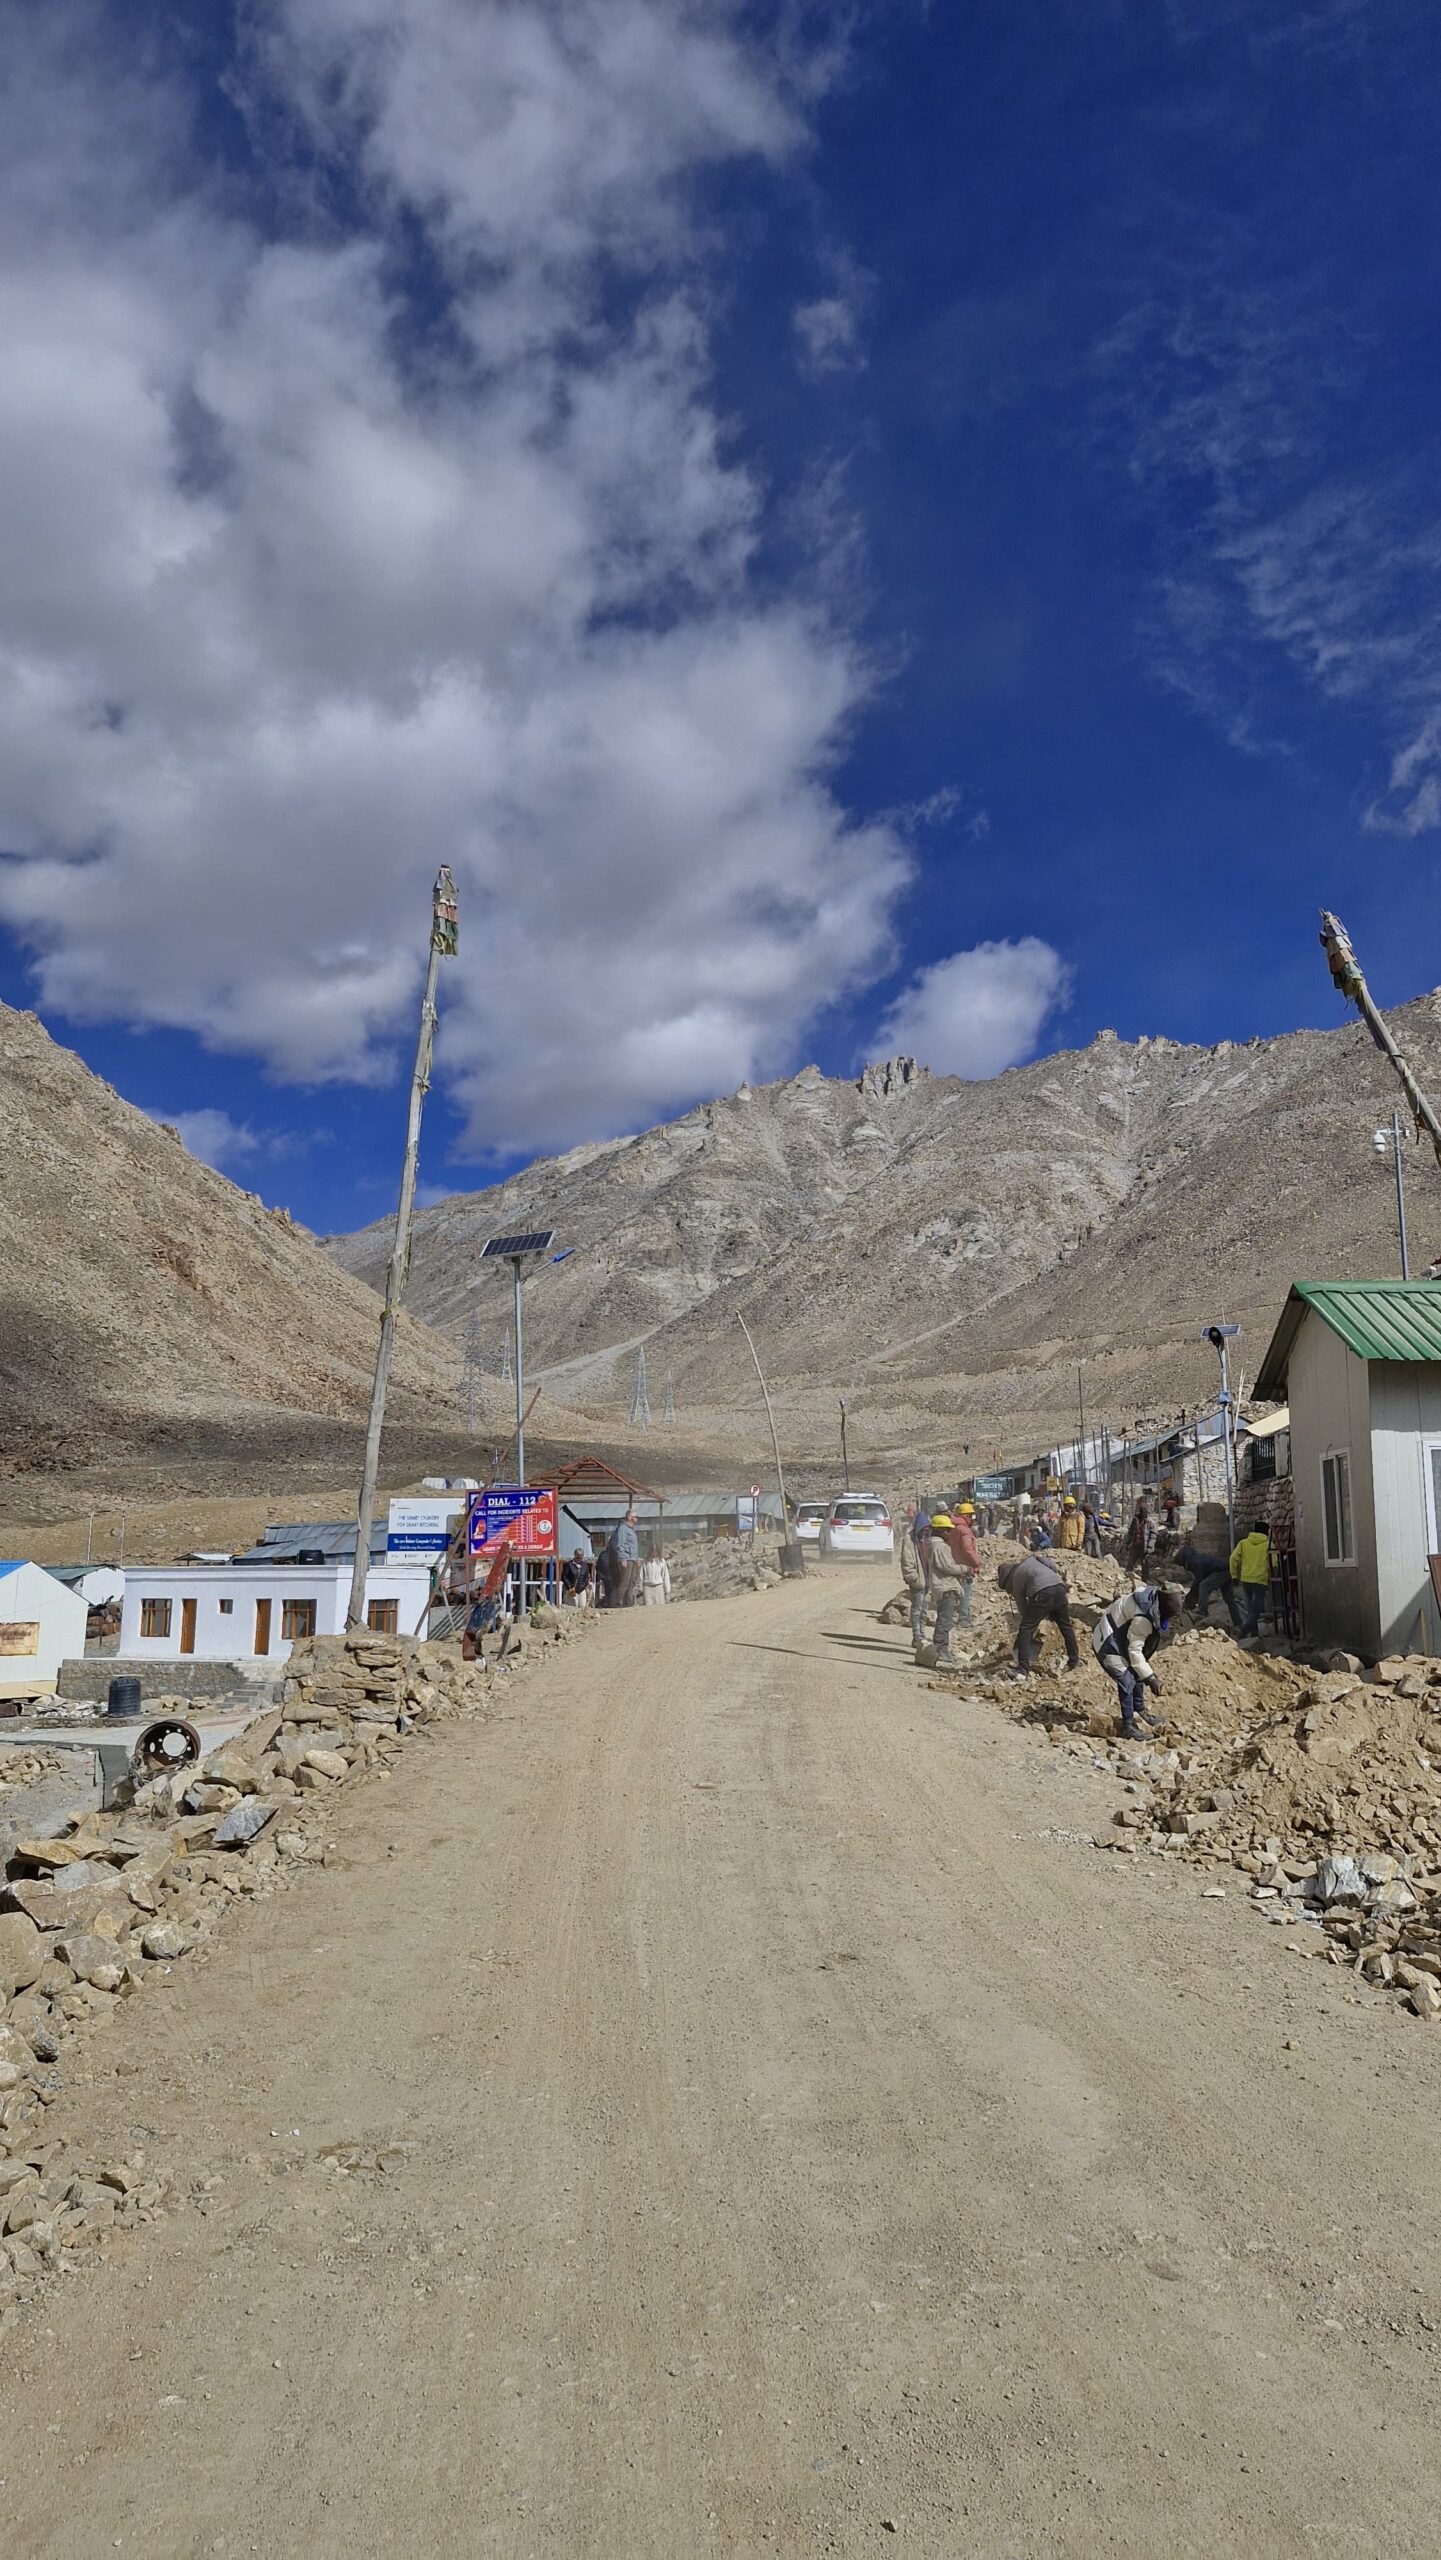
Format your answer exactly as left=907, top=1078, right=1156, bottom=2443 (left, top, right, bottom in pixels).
left=467, top=1486, right=557, bottom=1559
left=387, top=1497, right=463, bottom=1555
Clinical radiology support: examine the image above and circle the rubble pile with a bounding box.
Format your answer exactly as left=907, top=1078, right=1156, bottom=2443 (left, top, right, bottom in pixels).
left=0, top=1747, right=69, bottom=1804
left=0, top=1619, right=587, bottom=2323
left=910, top=1554, right=1441, bottom=2024
left=668, top=1535, right=784, bottom=1602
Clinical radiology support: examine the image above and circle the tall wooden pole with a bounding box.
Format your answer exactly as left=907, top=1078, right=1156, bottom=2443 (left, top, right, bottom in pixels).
left=347, top=868, right=458, bottom=1630
left=735, top=1313, right=791, bottom=1532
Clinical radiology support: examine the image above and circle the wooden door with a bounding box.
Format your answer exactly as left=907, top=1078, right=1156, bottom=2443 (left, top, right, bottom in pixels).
left=179, top=1596, right=197, bottom=1656
left=254, top=1597, right=272, bottom=1656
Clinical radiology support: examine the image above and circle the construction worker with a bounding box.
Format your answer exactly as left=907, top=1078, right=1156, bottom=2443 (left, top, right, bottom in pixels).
left=996, top=1555, right=1080, bottom=1673
left=1176, top=1540, right=1240, bottom=1629
left=1056, top=1497, right=1084, bottom=1551
left=1082, top=1498, right=1103, bottom=1558
left=1229, top=1524, right=1273, bottom=1641
left=1091, top=1582, right=1185, bottom=1737
left=900, top=1513, right=931, bottom=1649
left=926, top=1510, right=977, bottom=1663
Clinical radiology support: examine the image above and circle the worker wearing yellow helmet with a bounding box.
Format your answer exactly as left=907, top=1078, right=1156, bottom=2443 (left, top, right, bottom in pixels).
left=926, top=1505, right=979, bottom=1660
left=1056, top=1495, right=1085, bottom=1551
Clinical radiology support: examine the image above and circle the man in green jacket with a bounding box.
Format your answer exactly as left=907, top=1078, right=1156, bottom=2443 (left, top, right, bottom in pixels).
left=1230, top=1527, right=1272, bottom=1640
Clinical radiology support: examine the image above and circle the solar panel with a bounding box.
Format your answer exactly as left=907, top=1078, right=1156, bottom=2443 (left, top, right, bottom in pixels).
left=481, top=1229, right=556, bottom=1260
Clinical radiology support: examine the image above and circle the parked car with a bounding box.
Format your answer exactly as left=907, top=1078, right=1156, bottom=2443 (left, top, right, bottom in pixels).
left=821, top=1495, right=895, bottom=1560
left=793, top=1502, right=830, bottom=1546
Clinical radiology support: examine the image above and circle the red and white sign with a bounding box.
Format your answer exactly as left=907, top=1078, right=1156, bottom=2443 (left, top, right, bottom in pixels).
left=467, top=1485, right=557, bottom=1559
left=749, top=1483, right=762, bottom=1499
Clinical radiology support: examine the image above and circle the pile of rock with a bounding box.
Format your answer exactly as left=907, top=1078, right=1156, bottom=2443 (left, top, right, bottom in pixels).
left=0, top=1746, right=68, bottom=1803
left=668, top=1535, right=784, bottom=1602
left=0, top=1620, right=586, bottom=2319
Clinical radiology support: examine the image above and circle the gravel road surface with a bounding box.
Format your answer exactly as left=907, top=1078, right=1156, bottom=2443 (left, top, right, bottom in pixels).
left=3, top=1570, right=1439, bottom=2556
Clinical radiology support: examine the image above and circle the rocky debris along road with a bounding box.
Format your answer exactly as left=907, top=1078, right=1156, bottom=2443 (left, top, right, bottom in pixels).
left=2, top=1568, right=1440, bottom=2557
left=0, top=1612, right=589, bottom=2327
left=919, top=1540, right=1441, bottom=2026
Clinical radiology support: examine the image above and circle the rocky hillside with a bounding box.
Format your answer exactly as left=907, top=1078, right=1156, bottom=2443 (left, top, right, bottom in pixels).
left=0, top=1003, right=463, bottom=1486
left=329, top=996, right=1441, bottom=1471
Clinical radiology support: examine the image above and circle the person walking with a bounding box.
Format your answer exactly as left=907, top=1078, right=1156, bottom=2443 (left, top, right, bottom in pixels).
left=1229, top=1525, right=1273, bottom=1641
left=1176, top=1541, right=1240, bottom=1629
left=1091, top=1582, right=1184, bottom=1737
left=639, top=1548, right=672, bottom=1606
left=925, top=1511, right=972, bottom=1664
left=900, top=1513, right=931, bottom=1651
left=1056, top=1497, right=1084, bottom=1551
left=1082, top=1498, right=1102, bottom=1558
left=996, top=1554, right=1080, bottom=1672
left=950, top=1503, right=980, bottom=1626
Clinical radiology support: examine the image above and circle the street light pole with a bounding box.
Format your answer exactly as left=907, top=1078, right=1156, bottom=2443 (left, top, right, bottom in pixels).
left=1373, top=1109, right=1410, bottom=1280
left=839, top=1398, right=850, bottom=1491
left=1204, top=1323, right=1239, bottom=1553
left=512, top=1255, right=527, bottom=1483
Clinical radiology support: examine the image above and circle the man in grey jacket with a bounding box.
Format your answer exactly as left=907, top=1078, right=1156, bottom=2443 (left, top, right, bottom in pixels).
left=604, top=1512, right=641, bottom=1607
left=996, top=1555, right=1080, bottom=1672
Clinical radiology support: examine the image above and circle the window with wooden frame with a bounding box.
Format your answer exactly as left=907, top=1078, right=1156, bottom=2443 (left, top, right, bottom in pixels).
left=1321, top=1449, right=1355, bottom=1566
left=139, top=1597, right=172, bottom=1639
left=366, top=1598, right=400, bottom=1634
left=280, top=1598, right=317, bottom=1640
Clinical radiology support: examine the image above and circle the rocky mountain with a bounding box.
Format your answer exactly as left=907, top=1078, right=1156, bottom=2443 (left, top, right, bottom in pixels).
left=0, top=1002, right=467, bottom=1491
left=329, top=995, right=1441, bottom=1475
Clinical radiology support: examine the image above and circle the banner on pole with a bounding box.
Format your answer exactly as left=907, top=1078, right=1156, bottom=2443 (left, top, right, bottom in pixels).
left=468, top=1486, right=557, bottom=1558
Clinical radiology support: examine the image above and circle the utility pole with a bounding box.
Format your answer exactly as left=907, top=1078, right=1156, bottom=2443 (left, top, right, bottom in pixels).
left=512, top=1260, right=527, bottom=1481
left=1321, top=911, right=1441, bottom=1165
left=1076, top=1363, right=1088, bottom=1495
left=662, top=1372, right=677, bottom=1425
left=839, top=1398, right=851, bottom=1490
left=347, top=867, right=458, bottom=1630
left=735, top=1313, right=795, bottom=1560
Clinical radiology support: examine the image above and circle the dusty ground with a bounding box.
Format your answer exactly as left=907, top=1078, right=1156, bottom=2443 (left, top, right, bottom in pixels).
left=3, top=1567, right=1439, bottom=2557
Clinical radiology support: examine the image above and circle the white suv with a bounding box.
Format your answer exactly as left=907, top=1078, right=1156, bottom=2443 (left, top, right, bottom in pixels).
left=793, top=1503, right=829, bottom=1546
left=822, top=1495, right=895, bottom=1560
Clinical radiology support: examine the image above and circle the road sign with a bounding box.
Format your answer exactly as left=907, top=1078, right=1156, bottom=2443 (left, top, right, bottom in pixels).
left=467, top=1485, right=557, bottom=1559
left=971, top=1474, right=1006, bottom=1500
left=749, top=1483, right=761, bottom=1498
left=387, top=1497, right=462, bottom=1555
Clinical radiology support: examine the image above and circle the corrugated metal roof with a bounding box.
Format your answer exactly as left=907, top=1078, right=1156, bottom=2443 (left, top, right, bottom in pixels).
left=1255, top=1282, right=1441, bottom=1396
left=239, top=1521, right=387, bottom=1562
left=1240, top=1405, right=1290, bottom=1438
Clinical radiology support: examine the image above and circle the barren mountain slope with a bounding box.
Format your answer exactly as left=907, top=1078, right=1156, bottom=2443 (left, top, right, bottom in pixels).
left=0, top=1003, right=462, bottom=1481
left=331, top=996, right=1441, bottom=1467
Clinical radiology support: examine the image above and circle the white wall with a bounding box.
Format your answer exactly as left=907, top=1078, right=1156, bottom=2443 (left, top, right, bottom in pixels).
left=1290, top=1314, right=1380, bottom=1656
left=118, top=1564, right=432, bottom=1661
left=0, top=1562, right=89, bottom=1694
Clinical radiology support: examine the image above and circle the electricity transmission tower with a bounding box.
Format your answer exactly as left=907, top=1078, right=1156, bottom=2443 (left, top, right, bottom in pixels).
left=459, top=1310, right=483, bottom=1431
left=629, top=1345, right=652, bottom=1428
left=499, top=1326, right=513, bottom=1385
left=662, top=1371, right=676, bottom=1425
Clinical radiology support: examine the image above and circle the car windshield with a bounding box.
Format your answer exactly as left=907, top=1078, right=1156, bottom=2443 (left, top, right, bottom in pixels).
left=796, top=1506, right=826, bottom=1522
left=832, top=1501, right=886, bottom=1521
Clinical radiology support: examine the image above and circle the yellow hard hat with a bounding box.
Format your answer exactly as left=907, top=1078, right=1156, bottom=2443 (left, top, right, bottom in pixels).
left=929, top=1511, right=954, bottom=1530
left=1063, top=1497, right=1077, bottom=1509
left=958, top=1501, right=975, bottom=1515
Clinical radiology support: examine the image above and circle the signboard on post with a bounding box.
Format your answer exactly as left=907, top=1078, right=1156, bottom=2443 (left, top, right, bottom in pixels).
left=387, top=1497, right=462, bottom=1555
left=972, top=1474, right=1007, bottom=1500
left=467, top=1486, right=557, bottom=1559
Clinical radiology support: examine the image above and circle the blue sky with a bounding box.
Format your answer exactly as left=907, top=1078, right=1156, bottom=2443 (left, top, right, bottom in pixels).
left=2, top=0, right=1439, bottom=1234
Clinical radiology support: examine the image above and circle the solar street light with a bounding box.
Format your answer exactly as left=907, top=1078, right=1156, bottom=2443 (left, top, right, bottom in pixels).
left=481, top=1231, right=557, bottom=1484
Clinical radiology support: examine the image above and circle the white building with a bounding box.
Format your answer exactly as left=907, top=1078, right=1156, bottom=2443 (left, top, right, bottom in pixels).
left=118, top=1558, right=433, bottom=1664
left=1255, top=1280, right=1441, bottom=1659
left=0, top=1560, right=89, bottom=1698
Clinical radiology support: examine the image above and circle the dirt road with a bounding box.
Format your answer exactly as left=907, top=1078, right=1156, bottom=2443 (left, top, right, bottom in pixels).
left=4, top=1572, right=1439, bottom=2556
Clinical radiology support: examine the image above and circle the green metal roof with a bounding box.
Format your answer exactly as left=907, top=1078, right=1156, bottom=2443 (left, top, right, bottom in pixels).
left=1255, top=1281, right=1441, bottom=1396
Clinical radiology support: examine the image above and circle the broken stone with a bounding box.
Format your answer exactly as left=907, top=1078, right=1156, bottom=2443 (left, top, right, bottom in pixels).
left=53, top=1933, right=126, bottom=1993
left=0, top=1912, right=44, bottom=1998
left=213, top=1799, right=277, bottom=1849
left=139, top=1921, right=189, bottom=1961
left=300, top=1748, right=349, bottom=1781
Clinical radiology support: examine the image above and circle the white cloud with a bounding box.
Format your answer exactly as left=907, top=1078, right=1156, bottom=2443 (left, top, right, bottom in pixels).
left=875, top=939, right=1068, bottom=1079
left=0, top=3, right=910, bottom=1155
left=794, top=295, right=861, bottom=375
left=152, top=1109, right=261, bottom=1172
